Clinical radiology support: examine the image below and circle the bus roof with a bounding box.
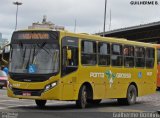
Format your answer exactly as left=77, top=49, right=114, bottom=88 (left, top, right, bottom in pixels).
left=60, top=30, right=155, bottom=48
left=14, top=29, right=155, bottom=48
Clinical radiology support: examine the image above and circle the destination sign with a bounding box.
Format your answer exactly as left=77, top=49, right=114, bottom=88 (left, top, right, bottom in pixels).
left=11, top=31, right=59, bottom=44
left=17, top=33, right=49, bottom=40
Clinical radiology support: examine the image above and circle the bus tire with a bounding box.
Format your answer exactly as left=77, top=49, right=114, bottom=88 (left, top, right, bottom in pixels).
left=35, top=100, right=47, bottom=108
left=76, top=85, right=87, bottom=109
left=117, top=85, right=137, bottom=105
left=87, top=99, right=101, bottom=105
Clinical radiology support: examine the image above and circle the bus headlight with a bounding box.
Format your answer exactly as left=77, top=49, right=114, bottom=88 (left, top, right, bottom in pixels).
left=51, top=82, right=57, bottom=87
left=44, top=81, right=57, bottom=91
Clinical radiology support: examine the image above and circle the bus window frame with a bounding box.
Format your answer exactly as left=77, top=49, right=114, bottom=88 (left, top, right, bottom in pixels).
left=111, top=43, right=123, bottom=67
left=157, top=48, right=160, bottom=65
left=135, top=46, right=145, bottom=68
left=81, top=39, right=97, bottom=66
left=61, top=36, right=79, bottom=77
left=123, top=45, right=134, bottom=68
left=98, top=41, right=110, bottom=67
left=145, top=47, right=155, bottom=69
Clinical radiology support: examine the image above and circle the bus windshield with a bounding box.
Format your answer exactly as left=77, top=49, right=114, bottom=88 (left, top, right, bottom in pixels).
left=9, top=43, right=59, bottom=74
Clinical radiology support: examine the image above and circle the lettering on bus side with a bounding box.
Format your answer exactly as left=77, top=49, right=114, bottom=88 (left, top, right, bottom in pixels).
left=89, top=72, right=131, bottom=79
left=90, top=72, right=105, bottom=78
left=147, top=72, right=152, bottom=76
left=116, top=73, right=131, bottom=78
left=90, top=71, right=132, bottom=88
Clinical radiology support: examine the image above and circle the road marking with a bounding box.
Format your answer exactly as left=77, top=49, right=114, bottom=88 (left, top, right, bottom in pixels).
left=0, top=103, right=35, bottom=110
left=0, top=100, right=20, bottom=102
left=0, top=107, right=8, bottom=110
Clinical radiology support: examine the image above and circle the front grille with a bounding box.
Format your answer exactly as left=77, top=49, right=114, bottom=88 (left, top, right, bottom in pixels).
left=12, top=88, right=43, bottom=96
left=9, top=73, right=54, bottom=82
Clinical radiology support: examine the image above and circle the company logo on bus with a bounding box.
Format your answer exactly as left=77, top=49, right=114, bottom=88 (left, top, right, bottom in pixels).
left=105, top=70, right=116, bottom=88
left=90, top=70, right=131, bottom=88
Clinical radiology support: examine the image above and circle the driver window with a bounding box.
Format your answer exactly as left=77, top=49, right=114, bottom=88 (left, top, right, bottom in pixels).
left=61, top=37, right=78, bottom=76
left=62, top=46, right=78, bottom=67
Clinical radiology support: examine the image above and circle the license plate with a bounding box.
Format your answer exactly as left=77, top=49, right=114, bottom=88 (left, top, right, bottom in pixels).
left=22, top=92, right=31, bottom=96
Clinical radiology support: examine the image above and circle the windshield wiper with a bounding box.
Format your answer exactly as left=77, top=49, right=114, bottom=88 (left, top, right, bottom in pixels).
left=25, top=49, right=32, bottom=69
left=22, top=47, right=26, bottom=66
left=33, top=42, right=47, bottom=56
left=32, top=42, right=48, bottom=64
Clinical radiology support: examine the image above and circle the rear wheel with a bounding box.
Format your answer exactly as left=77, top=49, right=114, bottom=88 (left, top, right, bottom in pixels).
left=35, top=100, right=47, bottom=108
left=117, top=85, right=137, bottom=105
left=76, top=85, right=87, bottom=108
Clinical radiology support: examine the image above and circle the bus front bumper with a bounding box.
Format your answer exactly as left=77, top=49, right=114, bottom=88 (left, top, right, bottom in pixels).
left=7, top=85, right=61, bottom=100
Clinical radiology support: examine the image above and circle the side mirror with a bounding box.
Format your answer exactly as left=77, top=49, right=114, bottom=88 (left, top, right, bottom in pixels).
left=67, top=49, right=72, bottom=60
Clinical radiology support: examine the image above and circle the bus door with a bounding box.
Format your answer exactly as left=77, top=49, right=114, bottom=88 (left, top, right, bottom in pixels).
left=61, top=37, right=79, bottom=99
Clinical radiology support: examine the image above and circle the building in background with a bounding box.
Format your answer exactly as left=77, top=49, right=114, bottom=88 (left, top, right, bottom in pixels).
left=0, top=32, right=9, bottom=67
left=0, top=32, right=9, bottom=51
left=97, top=21, right=160, bottom=44
left=28, top=15, right=65, bottom=30
left=0, top=32, right=10, bottom=60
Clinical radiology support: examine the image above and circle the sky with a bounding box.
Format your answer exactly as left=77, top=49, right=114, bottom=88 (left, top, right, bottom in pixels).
left=1, top=0, right=160, bottom=40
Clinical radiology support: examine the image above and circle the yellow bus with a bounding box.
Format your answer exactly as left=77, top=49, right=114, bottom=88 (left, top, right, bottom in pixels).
left=6, top=29, right=157, bottom=108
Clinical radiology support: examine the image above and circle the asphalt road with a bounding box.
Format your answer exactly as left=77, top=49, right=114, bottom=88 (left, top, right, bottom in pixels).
left=0, top=88, right=160, bottom=118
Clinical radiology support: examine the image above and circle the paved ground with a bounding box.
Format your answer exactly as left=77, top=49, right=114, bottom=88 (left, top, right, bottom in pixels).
left=0, top=88, right=160, bottom=118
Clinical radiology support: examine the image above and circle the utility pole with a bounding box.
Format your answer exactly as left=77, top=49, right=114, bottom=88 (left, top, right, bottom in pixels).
left=103, top=0, right=107, bottom=37
left=74, top=19, right=77, bottom=33
left=13, top=1, right=22, bottom=30
left=109, top=9, right=112, bottom=30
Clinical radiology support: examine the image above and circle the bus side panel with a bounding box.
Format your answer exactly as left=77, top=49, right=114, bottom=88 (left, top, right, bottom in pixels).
left=105, top=67, right=133, bottom=99
left=61, top=73, right=76, bottom=100
left=137, top=69, right=156, bottom=97
left=60, top=71, right=92, bottom=101
left=76, top=67, right=106, bottom=100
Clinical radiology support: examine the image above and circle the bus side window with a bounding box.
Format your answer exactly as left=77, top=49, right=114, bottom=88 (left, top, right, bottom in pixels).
left=62, top=46, right=78, bottom=66
left=157, top=49, right=160, bottom=65
left=61, top=37, right=78, bottom=77
left=111, top=44, right=123, bottom=66
left=135, top=47, right=145, bottom=68
left=81, top=40, right=97, bottom=65
left=146, top=48, right=154, bottom=68
left=67, top=47, right=78, bottom=66
left=98, top=42, right=110, bottom=66
left=123, top=45, right=134, bottom=67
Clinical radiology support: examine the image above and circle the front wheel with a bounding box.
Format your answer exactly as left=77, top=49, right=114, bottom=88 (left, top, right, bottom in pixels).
left=76, top=85, right=87, bottom=109
left=117, top=85, right=137, bottom=105
left=35, top=100, right=47, bottom=108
